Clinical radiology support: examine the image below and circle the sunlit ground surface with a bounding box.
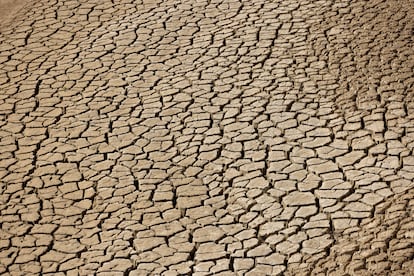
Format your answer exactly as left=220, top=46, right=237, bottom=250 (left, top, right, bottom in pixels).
left=0, top=0, right=413, bottom=275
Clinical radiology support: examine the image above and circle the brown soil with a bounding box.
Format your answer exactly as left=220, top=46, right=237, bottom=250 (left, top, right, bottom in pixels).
left=0, top=0, right=29, bottom=29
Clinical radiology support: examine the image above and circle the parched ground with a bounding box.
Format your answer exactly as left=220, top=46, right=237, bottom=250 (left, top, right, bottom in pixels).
left=0, top=0, right=30, bottom=29
left=0, top=0, right=413, bottom=275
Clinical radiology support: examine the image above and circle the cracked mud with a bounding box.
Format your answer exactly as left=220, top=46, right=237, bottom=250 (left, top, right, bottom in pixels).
left=0, top=0, right=413, bottom=275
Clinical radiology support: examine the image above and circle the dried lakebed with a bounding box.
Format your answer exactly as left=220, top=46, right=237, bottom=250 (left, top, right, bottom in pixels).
left=0, top=0, right=413, bottom=275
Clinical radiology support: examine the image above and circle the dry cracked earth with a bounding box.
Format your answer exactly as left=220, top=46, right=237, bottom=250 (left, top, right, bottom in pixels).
left=0, top=0, right=414, bottom=275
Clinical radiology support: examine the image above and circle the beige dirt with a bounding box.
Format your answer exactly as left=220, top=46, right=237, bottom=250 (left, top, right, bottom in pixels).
left=0, top=0, right=413, bottom=275
left=0, top=0, right=29, bottom=29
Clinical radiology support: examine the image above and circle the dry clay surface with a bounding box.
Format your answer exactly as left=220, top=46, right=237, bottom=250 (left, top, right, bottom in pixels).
left=0, top=0, right=413, bottom=275
left=0, top=0, right=30, bottom=29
